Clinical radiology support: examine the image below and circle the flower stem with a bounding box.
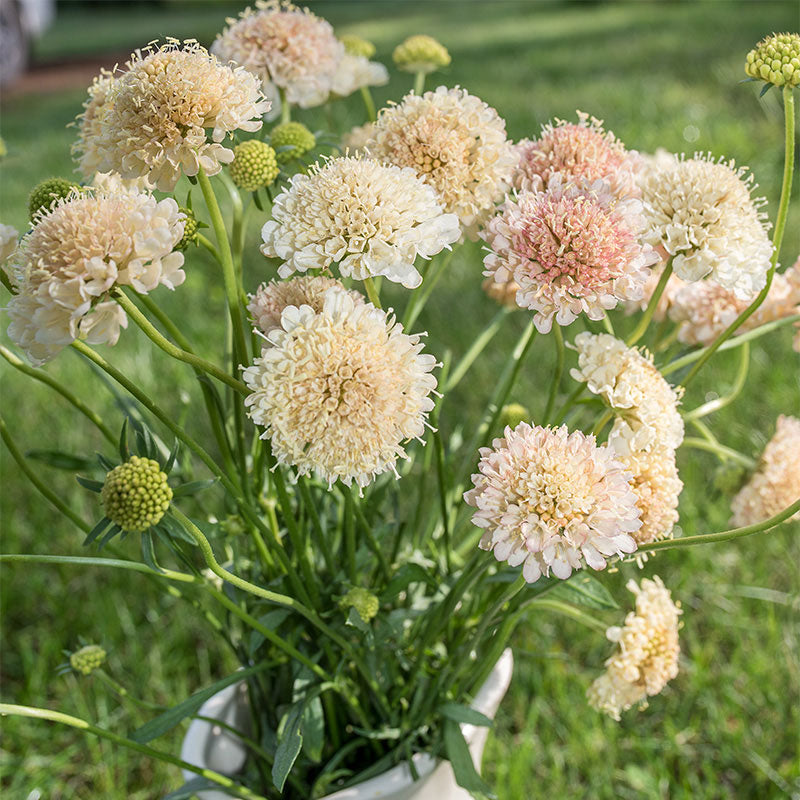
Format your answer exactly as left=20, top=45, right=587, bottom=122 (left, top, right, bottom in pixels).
left=363, top=276, right=382, bottom=308
left=530, top=598, right=608, bottom=633
left=680, top=436, right=756, bottom=468
left=359, top=85, right=377, bottom=122
left=680, top=85, right=795, bottom=387
left=402, top=249, right=455, bottom=330
left=683, top=341, right=749, bottom=421
left=280, top=88, right=291, bottom=123
left=414, top=71, right=425, bottom=95
left=445, top=308, right=510, bottom=392
left=543, top=324, right=565, bottom=424
left=627, top=259, right=673, bottom=346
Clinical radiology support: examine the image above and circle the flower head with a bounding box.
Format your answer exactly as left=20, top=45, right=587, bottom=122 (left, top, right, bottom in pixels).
left=481, top=276, right=520, bottom=309
left=341, top=121, right=375, bottom=155
left=176, top=206, right=199, bottom=251
left=639, top=153, right=772, bottom=300
left=0, top=224, right=18, bottom=264
left=464, top=423, right=641, bottom=582
left=340, top=34, right=376, bottom=59
left=70, top=644, right=107, bottom=676
left=5, top=188, right=184, bottom=364
left=570, top=333, right=684, bottom=452
left=514, top=112, right=639, bottom=197
left=243, top=290, right=438, bottom=490
left=212, top=1, right=343, bottom=110
left=392, top=35, right=451, bottom=74
left=588, top=576, right=681, bottom=720
left=74, top=41, right=268, bottom=191
left=365, top=86, right=517, bottom=236
left=102, top=455, right=173, bottom=532
left=745, top=33, right=800, bottom=88
left=247, top=275, right=363, bottom=335
left=73, top=70, right=117, bottom=180
left=28, top=177, right=82, bottom=220
left=731, top=415, right=800, bottom=526
left=270, top=121, right=316, bottom=163
left=340, top=587, right=380, bottom=623
left=331, top=52, right=389, bottom=97
left=261, top=155, right=460, bottom=288
left=230, top=139, right=279, bottom=191
left=483, top=177, right=656, bottom=332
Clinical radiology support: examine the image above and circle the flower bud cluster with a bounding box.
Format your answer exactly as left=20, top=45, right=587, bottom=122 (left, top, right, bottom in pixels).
left=392, top=35, right=451, bottom=74
left=745, top=33, right=800, bottom=87
left=28, top=178, right=81, bottom=219
left=70, top=644, right=107, bottom=675
left=341, top=587, right=380, bottom=623
left=230, top=140, right=280, bottom=191
left=270, top=122, right=316, bottom=164
left=102, top=456, right=172, bottom=532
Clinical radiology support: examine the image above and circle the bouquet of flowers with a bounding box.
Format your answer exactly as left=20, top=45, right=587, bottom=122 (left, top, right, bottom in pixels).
left=1, top=5, right=798, bottom=797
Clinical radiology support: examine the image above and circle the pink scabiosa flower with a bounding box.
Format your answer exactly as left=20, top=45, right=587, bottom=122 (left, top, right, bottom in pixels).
left=482, top=177, right=657, bottom=333
left=4, top=188, right=184, bottom=365
left=730, top=415, right=800, bottom=527
left=588, top=576, right=682, bottom=721
left=464, top=423, right=641, bottom=582
left=212, top=1, right=343, bottom=113
left=261, top=155, right=460, bottom=289
left=247, top=275, right=364, bottom=335
left=243, top=290, right=438, bottom=490
left=514, top=112, right=639, bottom=197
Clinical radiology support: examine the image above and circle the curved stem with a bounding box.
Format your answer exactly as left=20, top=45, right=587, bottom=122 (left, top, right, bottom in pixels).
left=0, top=703, right=269, bottom=800
left=542, top=324, right=565, bottom=424
left=1, top=346, right=116, bottom=444
left=627, top=259, right=673, bottom=346
left=681, top=86, right=795, bottom=387
left=683, top=341, right=749, bottom=421
left=639, top=496, right=800, bottom=553
left=681, top=436, right=756, bottom=468
left=445, top=308, right=509, bottom=393
left=197, top=232, right=221, bottom=263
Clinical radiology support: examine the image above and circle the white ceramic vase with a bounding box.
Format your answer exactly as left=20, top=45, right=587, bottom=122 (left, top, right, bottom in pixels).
left=179, top=648, right=514, bottom=800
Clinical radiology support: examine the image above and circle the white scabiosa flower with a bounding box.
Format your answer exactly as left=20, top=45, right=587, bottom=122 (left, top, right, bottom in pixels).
left=0, top=223, right=18, bottom=264
left=341, top=121, right=376, bottom=156
left=588, top=576, right=682, bottom=721
left=464, top=423, right=641, bottom=582
left=243, top=290, right=438, bottom=490
left=730, top=415, right=800, bottom=527
left=331, top=53, right=388, bottom=97
left=570, top=332, right=684, bottom=452
left=4, top=188, right=185, bottom=364
left=74, top=41, right=269, bottom=191
left=364, top=86, right=517, bottom=237
left=261, top=156, right=460, bottom=289
left=639, top=153, right=773, bottom=300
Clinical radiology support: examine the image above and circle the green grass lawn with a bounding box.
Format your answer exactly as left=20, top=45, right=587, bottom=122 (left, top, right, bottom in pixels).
left=1, top=1, right=799, bottom=798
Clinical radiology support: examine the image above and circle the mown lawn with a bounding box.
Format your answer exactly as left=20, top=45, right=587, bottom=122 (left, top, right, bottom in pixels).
left=1, top=1, right=799, bottom=798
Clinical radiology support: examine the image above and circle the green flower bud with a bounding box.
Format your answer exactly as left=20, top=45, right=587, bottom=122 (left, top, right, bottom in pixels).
left=176, top=206, right=199, bottom=251
left=500, top=403, right=530, bottom=430
left=340, top=587, right=380, bottom=623
left=745, top=32, right=800, bottom=88
left=270, top=122, right=317, bottom=164
left=70, top=644, right=106, bottom=676
left=340, top=34, right=376, bottom=59
left=102, top=456, right=172, bottom=532
left=229, top=140, right=280, bottom=192
left=28, top=177, right=81, bottom=220
left=392, top=35, right=451, bottom=75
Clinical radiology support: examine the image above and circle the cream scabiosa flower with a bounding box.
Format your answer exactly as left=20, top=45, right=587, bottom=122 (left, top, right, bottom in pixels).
left=0, top=223, right=18, bottom=264
left=464, top=423, right=641, bottom=582
left=212, top=1, right=343, bottom=112
left=640, top=153, right=772, bottom=299
left=261, top=156, right=460, bottom=288
left=75, top=41, right=269, bottom=191
left=482, top=177, right=656, bottom=333
left=243, top=290, right=438, bottom=490
left=365, top=86, right=517, bottom=236
left=331, top=52, right=388, bottom=97
left=588, top=576, right=682, bottom=721
left=730, top=415, right=800, bottom=527
left=5, top=189, right=184, bottom=365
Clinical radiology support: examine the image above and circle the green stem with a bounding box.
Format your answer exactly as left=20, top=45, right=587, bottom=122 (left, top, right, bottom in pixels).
left=0, top=345, right=116, bottom=444
left=280, top=88, right=291, bottom=123
left=363, top=276, right=382, bottom=309
left=639, top=496, right=800, bottom=553
left=627, top=259, right=673, bottom=346
left=197, top=232, right=221, bottom=263
left=402, top=250, right=454, bottom=330
left=413, top=71, right=425, bottom=95
left=551, top=383, right=587, bottom=426
left=530, top=598, right=608, bottom=633
left=683, top=342, right=749, bottom=421
left=359, top=85, right=377, bottom=122
left=444, top=308, right=509, bottom=392
left=94, top=671, right=165, bottom=712
left=591, top=409, right=614, bottom=437
left=681, top=437, right=756, bottom=468
left=542, top=324, right=565, bottom=424
left=348, top=490, right=391, bottom=582
left=0, top=704, right=269, bottom=800
left=432, top=426, right=452, bottom=572
left=681, top=86, right=795, bottom=387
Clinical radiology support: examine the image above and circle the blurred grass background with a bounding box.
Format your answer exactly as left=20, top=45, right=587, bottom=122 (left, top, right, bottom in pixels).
left=1, top=1, right=799, bottom=798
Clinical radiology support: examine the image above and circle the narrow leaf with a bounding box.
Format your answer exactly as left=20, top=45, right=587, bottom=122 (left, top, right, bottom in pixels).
left=83, top=517, right=111, bottom=547
left=25, top=450, right=94, bottom=471
left=140, top=531, right=162, bottom=573
left=252, top=189, right=264, bottom=212
left=118, top=418, right=129, bottom=462
left=443, top=719, right=496, bottom=798
left=272, top=703, right=304, bottom=792
left=172, top=478, right=218, bottom=498
left=759, top=82, right=773, bottom=97
left=549, top=575, right=618, bottom=610
left=381, top=563, right=437, bottom=600
left=96, top=524, right=121, bottom=550
left=76, top=476, right=104, bottom=493
left=96, top=452, right=116, bottom=472
left=440, top=702, right=493, bottom=728
left=163, top=777, right=220, bottom=799
left=164, top=439, right=179, bottom=474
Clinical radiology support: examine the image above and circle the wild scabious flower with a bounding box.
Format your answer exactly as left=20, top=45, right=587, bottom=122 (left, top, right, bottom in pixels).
left=639, top=153, right=773, bottom=300
left=365, top=86, right=517, bottom=236
left=588, top=576, right=681, bottom=720
left=229, top=140, right=279, bottom=191
left=247, top=275, right=363, bottom=335
left=102, top=456, right=173, bottom=532
left=212, top=0, right=343, bottom=111
left=243, top=291, right=438, bottom=490
left=668, top=262, right=800, bottom=346
left=341, top=121, right=375, bottom=155
left=482, top=177, right=656, bottom=333
left=464, top=423, right=641, bottom=582
left=331, top=52, right=388, bottom=97
left=570, top=333, right=684, bottom=452
left=73, top=70, right=117, bottom=180
left=730, top=415, right=800, bottom=526
left=270, top=121, right=316, bottom=163
left=70, top=644, right=107, bottom=676
left=4, top=188, right=184, bottom=365
left=260, top=155, right=460, bottom=288
left=745, top=33, right=800, bottom=88
left=392, top=35, right=451, bottom=74
left=514, top=112, right=639, bottom=197
left=74, top=41, right=268, bottom=191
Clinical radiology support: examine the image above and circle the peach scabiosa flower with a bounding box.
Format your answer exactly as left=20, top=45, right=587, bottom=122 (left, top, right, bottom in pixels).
left=588, top=576, right=682, bottom=720
left=364, top=86, right=517, bottom=236
left=482, top=177, right=657, bottom=333
left=261, top=155, right=460, bottom=288
left=243, top=290, right=438, bottom=490
left=464, top=423, right=641, bottom=582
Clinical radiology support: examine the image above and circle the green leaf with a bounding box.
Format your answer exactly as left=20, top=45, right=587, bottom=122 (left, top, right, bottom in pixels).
left=443, top=718, right=496, bottom=798
left=76, top=476, right=104, bottom=493
left=25, top=449, right=95, bottom=471
left=301, top=694, right=324, bottom=762
left=381, top=563, right=437, bottom=600
left=96, top=524, right=121, bottom=550
left=140, top=531, right=162, bottom=572
left=163, top=777, right=220, bottom=799
left=440, top=702, right=493, bottom=728
left=132, top=663, right=268, bottom=743
left=759, top=82, right=773, bottom=97
left=252, top=189, right=264, bottom=212
left=96, top=452, right=116, bottom=472
left=160, top=513, right=198, bottom=545
left=83, top=517, right=111, bottom=547
left=172, top=478, right=219, bottom=498
left=248, top=609, right=291, bottom=654
left=549, top=575, right=618, bottom=610
left=118, top=418, right=129, bottom=462
left=272, top=703, right=304, bottom=792
left=163, top=439, right=179, bottom=474
left=345, top=607, right=370, bottom=634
